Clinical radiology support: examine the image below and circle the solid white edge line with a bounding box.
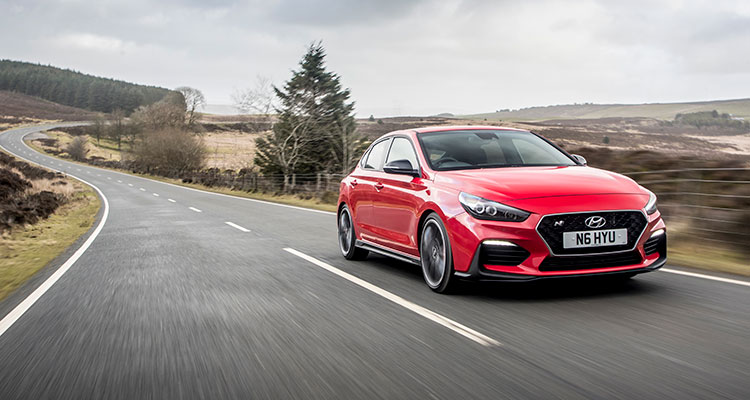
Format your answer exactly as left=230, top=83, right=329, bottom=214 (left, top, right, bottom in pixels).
left=225, top=221, right=250, bottom=232
left=661, top=268, right=750, bottom=287
left=0, top=137, right=110, bottom=338
left=188, top=207, right=202, bottom=213
left=283, top=247, right=501, bottom=347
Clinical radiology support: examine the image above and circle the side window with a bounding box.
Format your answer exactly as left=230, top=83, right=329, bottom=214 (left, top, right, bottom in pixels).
left=386, top=137, right=419, bottom=169
left=364, top=139, right=391, bottom=170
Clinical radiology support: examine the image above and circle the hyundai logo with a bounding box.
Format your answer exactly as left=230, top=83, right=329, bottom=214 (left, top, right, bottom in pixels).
left=584, top=216, right=607, bottom=229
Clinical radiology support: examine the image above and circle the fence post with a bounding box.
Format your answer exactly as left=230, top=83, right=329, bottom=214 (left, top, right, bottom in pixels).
left=316, top=173, right=322, bottom=193
left=292, top=174, right=296, bottom=190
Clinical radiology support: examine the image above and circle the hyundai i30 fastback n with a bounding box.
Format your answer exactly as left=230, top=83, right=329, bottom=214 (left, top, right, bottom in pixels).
left=337, top=126, right=666, bottom=293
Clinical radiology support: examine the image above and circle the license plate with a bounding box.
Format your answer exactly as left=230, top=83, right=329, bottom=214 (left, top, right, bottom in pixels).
left=562, top=229, right=627, bottom=249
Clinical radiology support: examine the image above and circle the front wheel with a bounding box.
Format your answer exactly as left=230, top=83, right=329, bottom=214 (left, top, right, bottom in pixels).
left=420, top=214, right=456, bottom=293
left=338, top=205, right=368, bottom=260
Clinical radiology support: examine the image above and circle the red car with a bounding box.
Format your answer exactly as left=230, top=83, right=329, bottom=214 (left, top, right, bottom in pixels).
left=337, top=126, right=667, bottom=293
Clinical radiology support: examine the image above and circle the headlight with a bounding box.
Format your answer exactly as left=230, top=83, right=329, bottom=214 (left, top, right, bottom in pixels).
left=644, top=190, right=658, bottom=215
left=458, top=192, right=530, bottom=222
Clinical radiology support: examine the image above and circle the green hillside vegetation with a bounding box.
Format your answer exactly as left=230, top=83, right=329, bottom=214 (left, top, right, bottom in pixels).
left=463, top=98, right=750, bottom=121
left=0, top=60, right=172, bottom=114
left=671, top=110, right=749, bottom=130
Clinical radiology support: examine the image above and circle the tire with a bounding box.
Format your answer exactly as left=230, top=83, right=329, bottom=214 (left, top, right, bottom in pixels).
left=338, top=205, right=368, bottom=260
left=419, top=214, right=456, bottom=293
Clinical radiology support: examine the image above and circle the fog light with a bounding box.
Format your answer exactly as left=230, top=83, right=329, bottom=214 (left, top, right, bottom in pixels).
left=650, top=229, right=665, bottom=238
left=483, top=240, right=517, bottom=247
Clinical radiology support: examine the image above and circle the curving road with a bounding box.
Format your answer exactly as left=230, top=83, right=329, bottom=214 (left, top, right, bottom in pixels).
left=1, top=124, right=749, bottom=399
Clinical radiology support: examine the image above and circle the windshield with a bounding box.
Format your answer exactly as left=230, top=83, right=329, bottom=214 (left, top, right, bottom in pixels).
left=418, top=130, right=577, bottom=171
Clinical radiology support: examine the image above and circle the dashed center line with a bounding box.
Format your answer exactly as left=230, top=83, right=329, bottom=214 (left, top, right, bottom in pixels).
left=128, top=183, right=133, bottom=187
left=117, top=180, right=122, bottom=183
left=139, top=188, right=146, bottom=192
left=188, top=207, right=202, bottom=213
left=153, top=193, right=160, bottom=197
left=225, top=221, right=250, bottom=232
left=167, top=199, right=176, bottom=203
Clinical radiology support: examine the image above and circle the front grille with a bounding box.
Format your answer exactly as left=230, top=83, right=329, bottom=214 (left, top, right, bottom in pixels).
left=537, top=211, right=647, bottom=255
left=479, top=244, right=530, bottom=266
left=539, top=251, right=643, bottom=271
left=644, top=233, right=664, bottom=255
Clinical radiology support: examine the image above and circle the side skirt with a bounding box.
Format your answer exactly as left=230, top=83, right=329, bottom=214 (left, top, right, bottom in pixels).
left=355, top=240, right=421, bottom=265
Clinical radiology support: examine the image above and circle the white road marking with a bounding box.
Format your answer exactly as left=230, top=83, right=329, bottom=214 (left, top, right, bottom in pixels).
left=225, top=221, right=250, bottom=232
left=662, top=268, right=750, bottom=287
left=139, top=188, right=146, bottom=191
left=167, top=198, right=176, bottom=203
left=153, top=193, right=159, bottom=197
left=117, top=180, right=122, bottom=183
left=0, top=147, right=110, bottom=339
left=283, top=248, right=501, bottom=347
left=189, top=207, right=202, bottom=213
left=128, top=183, right=133, bottom=187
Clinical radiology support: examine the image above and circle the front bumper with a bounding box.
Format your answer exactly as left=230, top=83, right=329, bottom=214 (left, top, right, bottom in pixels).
left=445, top=210, right=667, bottom=281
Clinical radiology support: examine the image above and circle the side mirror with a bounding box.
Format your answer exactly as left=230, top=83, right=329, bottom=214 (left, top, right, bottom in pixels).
left=571, top=154, right=587, bottom=166
left=383, top=159, right=420, bottom=177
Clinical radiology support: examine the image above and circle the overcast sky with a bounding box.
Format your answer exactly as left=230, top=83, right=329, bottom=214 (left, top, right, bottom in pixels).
left=1, top=0, right=749, bottom=116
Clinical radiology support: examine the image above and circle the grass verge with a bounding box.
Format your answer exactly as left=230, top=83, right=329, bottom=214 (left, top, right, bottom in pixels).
left=667, top=238, right=748, bottom=277
left=0, top=178, right=100, bottom=301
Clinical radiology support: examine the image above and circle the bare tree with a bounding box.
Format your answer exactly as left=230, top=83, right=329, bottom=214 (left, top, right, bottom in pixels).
left=176, top=86, right=206, bottom=128
left=232, top=76, right=275, bottom=132
left=254, top=98, right=326, bottom=192
left=108, top=109, right=127, bottom=150
left=323, top=117, right=368, bottom=175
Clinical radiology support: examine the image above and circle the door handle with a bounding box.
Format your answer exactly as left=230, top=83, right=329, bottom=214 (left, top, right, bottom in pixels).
left=374, top=183, right=384, bottom=191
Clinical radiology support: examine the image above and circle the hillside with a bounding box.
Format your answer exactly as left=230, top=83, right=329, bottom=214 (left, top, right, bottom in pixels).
left=0, top=60, right=173, bottom=113
left=0, top=90, right=97, bottom=121
left=463, top=98, right=750, bottom=121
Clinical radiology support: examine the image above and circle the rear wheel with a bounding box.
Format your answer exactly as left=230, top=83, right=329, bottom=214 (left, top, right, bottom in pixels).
left=338, top=205, right=368, bottom=260
left=420, top=214, right=456, bottom=293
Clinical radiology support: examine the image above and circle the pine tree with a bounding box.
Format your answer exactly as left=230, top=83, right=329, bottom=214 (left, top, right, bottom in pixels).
left=254, top=42, right=363, bottom=189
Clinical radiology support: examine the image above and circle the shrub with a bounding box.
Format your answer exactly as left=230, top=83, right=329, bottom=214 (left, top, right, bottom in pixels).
left=66, top=136, right=89, bottom=161
left=132, top=128, right=206, bottom=174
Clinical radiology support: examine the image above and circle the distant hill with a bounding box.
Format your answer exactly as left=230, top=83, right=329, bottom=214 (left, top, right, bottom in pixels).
left=0, top=60, right=173, bottom=114
left=0, top=90, right=97, bottom=121
left=463, top=98, right=750, bottom=121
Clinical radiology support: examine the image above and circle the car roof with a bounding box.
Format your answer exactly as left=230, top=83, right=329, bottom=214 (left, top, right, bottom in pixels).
left=412, top=125, right=528, bottom=134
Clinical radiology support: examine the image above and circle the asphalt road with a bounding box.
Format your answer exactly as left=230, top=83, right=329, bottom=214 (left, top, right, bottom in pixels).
left=1, top=124, right=749, bottom=399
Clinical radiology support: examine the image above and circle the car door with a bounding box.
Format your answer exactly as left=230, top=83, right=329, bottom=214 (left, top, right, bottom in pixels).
left=352, top=138, right=391, bottom=240
left=368, top=136, right=426, bottom=256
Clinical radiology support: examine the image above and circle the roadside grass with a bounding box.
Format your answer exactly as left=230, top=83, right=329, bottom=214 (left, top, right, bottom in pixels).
left=43, top=130, right=128, bottom=161
left=667, top=238, right=748, bottom=277
left=0, top=177, right=100, bottom=301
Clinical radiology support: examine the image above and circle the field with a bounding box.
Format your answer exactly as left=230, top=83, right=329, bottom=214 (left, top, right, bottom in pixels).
left=463, top=98, right=750, bottom=121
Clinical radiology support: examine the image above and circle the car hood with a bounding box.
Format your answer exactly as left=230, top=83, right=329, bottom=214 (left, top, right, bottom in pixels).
left=434, top=166, right=644, bottom=202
